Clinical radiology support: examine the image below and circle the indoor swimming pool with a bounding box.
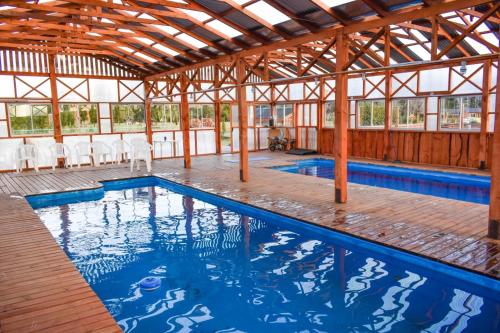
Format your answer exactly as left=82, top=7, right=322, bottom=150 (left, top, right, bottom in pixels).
left=28, top=177, right=499, bottom=333
left=273, top=159, right=491, bottom=204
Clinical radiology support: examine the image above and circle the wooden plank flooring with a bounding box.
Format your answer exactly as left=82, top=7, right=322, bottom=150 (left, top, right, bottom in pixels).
left=0, top=152, right=498, bottom=331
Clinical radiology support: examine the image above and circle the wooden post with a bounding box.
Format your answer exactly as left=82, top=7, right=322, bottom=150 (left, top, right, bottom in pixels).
left=180, top=74, right=191, bottom=168
left=236, top=58, right=249, bottom=182
left=214, top=65, right=222, bottom=154
left=479, top=59, right=491, bottom=169
left=488, top=59, right=500, bottom=239
left=334, top=30, right=348, bottom=203
left=144, top=80, right=154, bottom=160
left=383, top=26, right=392, bottom=160
left=48, top=54, right=61, bottom=144
left=48, top=54, right=64, bottom=167
left=317, top=78, right=325, bottom=154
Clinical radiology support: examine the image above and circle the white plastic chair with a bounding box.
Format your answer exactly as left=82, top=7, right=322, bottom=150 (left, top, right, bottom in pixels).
left=49, top=143, right=72, bottom=170
left=91, top=142, right=113, bottom=166
left=112, top=140, right=130, bottom=164
left=130, top=139, right=153, bottom=172
left=15, top=144, right=39, bottom=173
left=75, top=142, right=93, bottom=168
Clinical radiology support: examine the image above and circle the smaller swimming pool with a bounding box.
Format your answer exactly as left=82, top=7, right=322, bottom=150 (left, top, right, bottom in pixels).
left=272, top=159, right=491, bottom=204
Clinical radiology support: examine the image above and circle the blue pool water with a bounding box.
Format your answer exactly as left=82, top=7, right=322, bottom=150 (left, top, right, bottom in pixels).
left=29, top=178, right=499, bottom=333
left=273, top=159, right=491, bottom=204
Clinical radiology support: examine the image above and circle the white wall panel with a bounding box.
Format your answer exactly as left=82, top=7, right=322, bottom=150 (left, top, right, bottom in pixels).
left=0, top=138, right=23, bottom=171
left=196, top=130, right=216, bottom=155
left=26, top=137, right=55, bottom=168
left=0, top=75, right=15, bottom=98
left=89, top=79, right=118, bottom=102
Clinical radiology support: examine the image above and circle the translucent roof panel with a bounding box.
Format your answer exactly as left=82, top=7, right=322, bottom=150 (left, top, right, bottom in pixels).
left=206, top=20, right=243, bottom=38
left=245, top=1, right=291, bottom=25
left=135, top=52, right=157, bottom=63
left=153, top=44, right=179, bottom=56
left=319, top=0, right=357, bottom=7
left=176, top=33, right=208, bottom=49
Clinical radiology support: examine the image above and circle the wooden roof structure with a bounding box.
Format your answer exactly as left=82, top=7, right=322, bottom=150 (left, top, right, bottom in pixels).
left=0, top=0, right=498, bottom=79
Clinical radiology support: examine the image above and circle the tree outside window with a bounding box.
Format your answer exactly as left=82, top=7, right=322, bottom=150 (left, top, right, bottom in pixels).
left=358, top=100, right=385, bottom=128
left=60, top=103, right=98, bottom=134
left=440, top=95, right=481, bottom=131
left=112, top=104, right=145, bottom=132
left=152, top=104, right=180, bottom=131
left=8, top=103, right=53, bottom=136
left=324, top=101, right=335, bottom=128
left=391, top=98, right=425, bottom=129
left=189, top=104, right=215, bottom=128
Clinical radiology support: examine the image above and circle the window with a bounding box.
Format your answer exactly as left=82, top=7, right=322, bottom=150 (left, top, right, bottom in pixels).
left=275, top=103, right=294, bottom=127
left=111, top=104, right=145, bottom=132
left=8, top=103, right=53, bottom=136
left=358, top=99, right=385, bottom=128
left=189, top=104, right=215, bottom=128
left=324, top=101, right=335, bottom=127
left=440, top=95, right=482, bottom=131
left=60, top=103, right=98, bottom=134
left=152, top=104, right=180, bottom=131
left=391, top=98, right=425, bottom=129
left=255, top=104, right=271, bottom=127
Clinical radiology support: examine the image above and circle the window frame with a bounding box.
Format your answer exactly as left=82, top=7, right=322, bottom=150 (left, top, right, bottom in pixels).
left=356, top=99, right=385, bottom=129
left=189, top=103, right=215, bottom=129
left=7, top=103, right=54, bottom=137
left=59, top=103, right=100, bottom=135
left=254, top=103, right=272, bottom=127
left=323, top=101, right=335, bottom=128
left=110, top=103, right=146, bottom=133
left=275, top=103, right=294, bottom=127
left=438, top=94, right=482, bottom=132
left=390, top=97, right=426, bottom=131
left=151, top=103, right=180, bottom=131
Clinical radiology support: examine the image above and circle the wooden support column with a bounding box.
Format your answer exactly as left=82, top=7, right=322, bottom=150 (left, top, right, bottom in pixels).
left=430, top=16, right=438, bottom=61
left=236, top=58, right=249, bottom=182
left=488, top=58, right=500, bottom=239
left=144, top=80, right=154, bottom=160
left=48, top=54, right=61, bottom=144
left=144, top=80, right=153, bottom=145
left=334, top=30, right=349, bottom=203
left=180, top=74, right=191, bottom=169
left=317, top=78, right=325, bottom=154
left=214, top=65, right=222, bottom=154
left=479, top=59, right=491, bottom=169
left=383, top=26, right=392, bottom=160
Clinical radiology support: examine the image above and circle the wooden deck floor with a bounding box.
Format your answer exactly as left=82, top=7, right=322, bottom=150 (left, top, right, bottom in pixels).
left=0, top=152, right=498, bottom=331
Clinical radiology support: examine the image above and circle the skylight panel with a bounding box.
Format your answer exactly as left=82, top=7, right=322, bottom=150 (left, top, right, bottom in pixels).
left=319, top=0, right=356, bottom=7
left=245, top=1, right=290, bottom=25
left=411, top=30, right=428, bottom=43
left=153, top=25, right=179, bottom=35
left=176, top=33, right=207, bottom=49
left=153, top=44, right=179, bottom=56
left=233, top=0, right=251, bottom=4
left=408, top=45, right=430, bottom=60
left=138, top=13, right=155, bottom=20
left=118, top=28, right=133, bottom=34
left=135, top=52, right=157, bottom=63
left=0, top=6, right=15, bottom=10
left=134, top=37, right=154, bottom=45
left=101, top=18, right=114, bottom=24
left=465, top=37, right=490, bottom=55
left=180, top=9, right=211, bottom=22
left=206, top=20, right=242, bottom=38
left=119, top=46, right=134, bottom=53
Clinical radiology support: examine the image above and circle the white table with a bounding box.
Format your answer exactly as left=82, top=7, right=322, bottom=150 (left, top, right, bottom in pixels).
left=153, top=140, right=179, bottom=158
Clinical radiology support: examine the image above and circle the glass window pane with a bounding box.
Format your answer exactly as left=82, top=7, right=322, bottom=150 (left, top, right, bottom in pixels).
left=189, top=104, right=215, bottom=129
left=324, top=102, right=335, bottom=128
left=358, top=100, right=385, bottom=128
left=8, top=103, right=54, bottom=136
left=440, top=95, right=481, bottom=131
left=111, top=104, right=145, bottom=132
left=255, top=104, right=271, bottom=127
left=275, top=103, right=293, bottom=127
left=391, top=98, right=425, bottom=129
left=152, top=104, right=180, bottom=131
left=60, top=103, right=98, bottom=134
